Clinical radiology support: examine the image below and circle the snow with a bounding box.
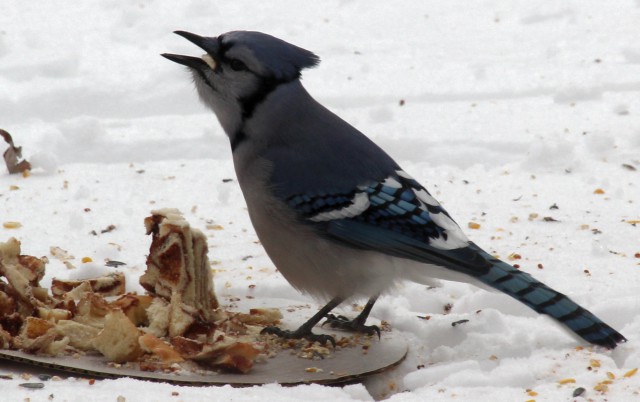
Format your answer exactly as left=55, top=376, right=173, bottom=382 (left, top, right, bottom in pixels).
left=1, top=0, right=640, bottom=400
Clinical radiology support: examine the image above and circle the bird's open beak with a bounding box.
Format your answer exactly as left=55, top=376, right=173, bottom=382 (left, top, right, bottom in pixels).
left=162, top=31, right=219, bottom=70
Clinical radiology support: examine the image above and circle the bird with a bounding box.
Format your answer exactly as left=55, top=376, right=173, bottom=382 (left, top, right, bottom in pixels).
left=162, top=30, right=626, bottom=349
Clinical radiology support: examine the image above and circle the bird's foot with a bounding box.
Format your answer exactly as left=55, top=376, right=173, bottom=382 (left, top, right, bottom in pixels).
left=260, top=326, right=336, bottom=347
left=322, top=314, right=381, bottom=339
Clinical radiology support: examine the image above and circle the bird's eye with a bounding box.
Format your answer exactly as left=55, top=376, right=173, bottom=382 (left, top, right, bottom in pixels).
left=229, top=59, right=248, bottom=72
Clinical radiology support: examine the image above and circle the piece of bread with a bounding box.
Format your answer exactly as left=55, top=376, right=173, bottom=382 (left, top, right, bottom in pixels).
left=0, top=327, right=11, bottom=348
left=74, top=291, right=111, bottom=328
left=144, top=297, right=170, bottom=337
left=236, top=308, right=283, bottom=326
left=0, top=238, right=52, bottom=311
left=140, top=209, right=222, bottom=337
left=111, top=294, right=153, bottom=326
left=171, top=336, right=259, bottom=374
left=55, top=320, right=100, bottom=351
left=138, top=332, right=184, bottom=363
left=0, top=288, right=17, bottom=316
left=37, top=307, right=72, bottom=322
left=51, top=272, right=126, bottom=298
left=14, top=316, right=69, bottom=356
left=93, top=309, right=142, bottom=363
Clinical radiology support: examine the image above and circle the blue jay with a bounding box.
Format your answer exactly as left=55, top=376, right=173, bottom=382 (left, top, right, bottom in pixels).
left=163, top=30, right=626, bottom=348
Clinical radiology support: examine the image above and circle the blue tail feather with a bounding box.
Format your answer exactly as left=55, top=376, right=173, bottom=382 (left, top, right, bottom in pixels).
left=473, top=248, right=625, bottom=348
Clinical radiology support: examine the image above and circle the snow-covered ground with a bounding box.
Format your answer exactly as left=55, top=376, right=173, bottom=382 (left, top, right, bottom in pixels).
left=1, top=1, right=640, bottom=400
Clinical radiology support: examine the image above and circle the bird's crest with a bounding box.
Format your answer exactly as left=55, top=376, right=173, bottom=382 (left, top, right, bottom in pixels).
left=220, top=31, right=320, bottom=81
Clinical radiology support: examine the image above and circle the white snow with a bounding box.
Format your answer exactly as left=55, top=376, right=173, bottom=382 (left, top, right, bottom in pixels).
left=1, top=1, right=640, bottom=401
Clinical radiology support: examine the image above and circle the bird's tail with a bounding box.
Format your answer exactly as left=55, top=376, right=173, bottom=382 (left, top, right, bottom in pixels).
left=472, top=247, right=626, bottom=348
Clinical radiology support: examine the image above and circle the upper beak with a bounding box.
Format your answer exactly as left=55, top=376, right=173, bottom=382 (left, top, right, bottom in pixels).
left=161, top=31, right=219, bottom=70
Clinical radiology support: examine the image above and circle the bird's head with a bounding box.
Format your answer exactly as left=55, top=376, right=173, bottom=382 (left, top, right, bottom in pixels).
left=163, top=30, right=319, bottom=138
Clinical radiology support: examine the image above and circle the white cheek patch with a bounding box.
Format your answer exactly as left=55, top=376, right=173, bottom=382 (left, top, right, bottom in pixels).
left=201, top=54, right=217, bottom=70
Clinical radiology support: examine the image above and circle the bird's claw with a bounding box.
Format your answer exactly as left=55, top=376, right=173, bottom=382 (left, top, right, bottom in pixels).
left=323, top=314, right=381, bottom=339
left=260, top=326, right=336, bottom=348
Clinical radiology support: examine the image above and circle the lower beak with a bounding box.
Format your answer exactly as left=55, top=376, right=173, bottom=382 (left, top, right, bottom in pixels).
left=161, top=53, right=208, bottom=69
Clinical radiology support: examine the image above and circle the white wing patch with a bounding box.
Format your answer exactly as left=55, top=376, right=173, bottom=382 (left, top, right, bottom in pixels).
left=396, top=169, right=468, bottom=250
left=309, top=192, right=370, bottom=222
left=382, top=176, right=402, bottom=189
left=429, top=211, right=469, bottom=249
left=415, top=188, right=440, bottom=207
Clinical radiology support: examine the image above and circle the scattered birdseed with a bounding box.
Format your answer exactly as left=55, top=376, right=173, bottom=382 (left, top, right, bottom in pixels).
left=19, top=383, right=45, bottom=389
left=2, top=221, right=22, bottom=229
left=573, top=387, right=586, bottom=397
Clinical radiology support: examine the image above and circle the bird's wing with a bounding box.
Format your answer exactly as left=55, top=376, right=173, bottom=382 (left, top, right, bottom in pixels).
left=282, top=169, right=628, bottom=349
left=284, top=169, right=494, bottom=275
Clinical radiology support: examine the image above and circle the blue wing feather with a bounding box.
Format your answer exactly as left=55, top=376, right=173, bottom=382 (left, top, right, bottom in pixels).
left=324, top=218, right=491, bottom=273
left=286, top=173, right=461, bottom=247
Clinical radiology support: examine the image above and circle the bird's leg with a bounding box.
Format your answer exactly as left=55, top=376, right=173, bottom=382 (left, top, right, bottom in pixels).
left=323, top=296, right=381, bottom=338
left=261, top=297, right=343, bottom=347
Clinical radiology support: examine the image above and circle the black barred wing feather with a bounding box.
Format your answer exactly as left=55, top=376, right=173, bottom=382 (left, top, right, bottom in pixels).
left=286, top=170, right=470, bottom=252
